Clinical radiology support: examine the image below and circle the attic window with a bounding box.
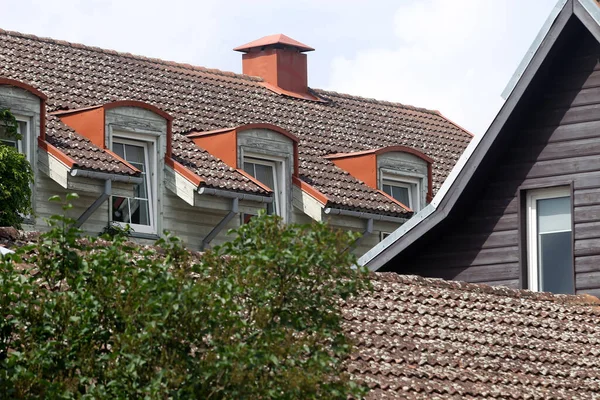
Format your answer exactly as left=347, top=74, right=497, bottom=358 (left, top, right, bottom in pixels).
left=526, top=186, right=573, bottom=294
left=381, top=174, right=420, bottom=210
left=111, top=135, right=157, bottom=234
left=243, top=155, right=286, bottom=219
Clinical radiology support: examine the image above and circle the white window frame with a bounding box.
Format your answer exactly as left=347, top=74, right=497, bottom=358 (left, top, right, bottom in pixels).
left=381, top=173, right=421, bottom=210
left=242, top=153, right=286, bottom=221
left=526, top=186, right=572, bottom=292
left=110, top=134, right=158, bottom=235
left=1, top=117, right=27, bottom=155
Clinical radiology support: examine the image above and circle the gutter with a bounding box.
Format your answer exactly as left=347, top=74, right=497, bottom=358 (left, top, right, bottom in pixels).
left=323, top=207, right=408, bottom=224
left=197, top=187, right=273, bottom=203
left=70, top=169, right=143, bottom=184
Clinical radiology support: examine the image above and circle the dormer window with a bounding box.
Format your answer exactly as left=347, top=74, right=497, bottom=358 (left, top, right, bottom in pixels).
left=243, top=155, right=285, bottom=218
left=381, top=174, right=420, bottom=210
left=110, top=135, right=157, bottom=234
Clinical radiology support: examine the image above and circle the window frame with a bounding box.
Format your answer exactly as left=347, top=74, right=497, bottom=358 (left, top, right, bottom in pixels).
left=109, top=133, right=158, bottom=235
left=242, top=153, right=286, bottom=221
left=525, top=186, right=574, bottom=293
left=381, top=173, right=421, bottom=210
left=1, top=117, right=28, bottom=155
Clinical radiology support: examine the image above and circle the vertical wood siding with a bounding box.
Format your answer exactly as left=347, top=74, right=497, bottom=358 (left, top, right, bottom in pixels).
left=395, top=23, right=600, bottom=297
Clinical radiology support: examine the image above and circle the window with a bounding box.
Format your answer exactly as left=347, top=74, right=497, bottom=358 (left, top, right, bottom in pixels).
left=381, top=175, right=420, bottom=210
left=0, top=120, right=27, bottom=153
left=526, top=187, right=573, bottom=294
left=243, top=156, right=285, bottom=218
left=111, top=138, right=156, bottom=234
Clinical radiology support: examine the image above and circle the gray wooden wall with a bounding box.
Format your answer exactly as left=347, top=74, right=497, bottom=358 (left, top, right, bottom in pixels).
left=392, top=21, right=600, bottom=297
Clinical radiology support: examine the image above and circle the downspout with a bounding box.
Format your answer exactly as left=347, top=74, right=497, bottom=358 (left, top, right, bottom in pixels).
left=71, top=170, right=143, bottom=228
left=351, top=218, right=373, bottom=250
left=197, top=187, right=273, bottom=250
left=323, top=208, right=407, bottom=252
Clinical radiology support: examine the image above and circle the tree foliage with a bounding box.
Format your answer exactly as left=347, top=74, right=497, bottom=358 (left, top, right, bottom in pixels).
left=0, top=196, right=370, bottom=399
left=0, top=108, right=34, bottom=228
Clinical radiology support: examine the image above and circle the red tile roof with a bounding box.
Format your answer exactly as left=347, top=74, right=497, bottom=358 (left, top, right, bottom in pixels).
left=233, top=33, right=315, bottom=52
left=343, top=273, right=600, bottom=399
left=46, top=115, right=138, bottom=176
left=0, top=29, right=472, bottom=216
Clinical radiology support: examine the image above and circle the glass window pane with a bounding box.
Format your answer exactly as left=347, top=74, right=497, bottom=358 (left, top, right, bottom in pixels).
left=0, top=126, right=18, bottom=148
left=129, top=199, right=150, bottom=225
left=243, top=162, right=255, bottom=175
left=111, top=140, right=152, bottom=227
left=539, top=231, right=573, bottom=294
left=125, top=144, right=145, bottom=163
left=384, top=182, right=410, bottom=207
left=538, top=196, right=570, bottom=232
left=112, top=196, right=129, bottom=223
left=113, top=143, right=125, bottom=158
left=255, top=164, right=275, bottom=190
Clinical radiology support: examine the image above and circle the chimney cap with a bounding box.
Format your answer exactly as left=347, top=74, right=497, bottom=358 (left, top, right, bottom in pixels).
left=234, top=34, right=315, bottom=53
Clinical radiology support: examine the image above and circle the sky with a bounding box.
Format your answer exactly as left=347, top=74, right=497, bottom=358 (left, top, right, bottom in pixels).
left=2, top=0, right=559, bottom=135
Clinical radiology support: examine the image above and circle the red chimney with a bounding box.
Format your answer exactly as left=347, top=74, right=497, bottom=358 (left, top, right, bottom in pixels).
left=234, top=34, right=314, bottom=96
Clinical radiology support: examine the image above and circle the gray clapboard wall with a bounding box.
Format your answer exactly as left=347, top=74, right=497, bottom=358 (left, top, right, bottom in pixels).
left=389, top=21, right=600, bottom=297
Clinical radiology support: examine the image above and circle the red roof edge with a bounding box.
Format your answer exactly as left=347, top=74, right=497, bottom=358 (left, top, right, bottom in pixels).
left=325, top=145, right=434, bottom=164
left=236, top=168, right=274, bottom=194
left=233, top=34, right=314, bottom=53
left=165, top=157, right=203, bottom=187
left=37, top=137, right=76, bottom=168
left=292, top=176, right=329, bottom=205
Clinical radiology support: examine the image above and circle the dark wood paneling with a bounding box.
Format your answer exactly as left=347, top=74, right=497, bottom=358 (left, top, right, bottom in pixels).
left=573, top=188, right=600, bottom=206
left=575, top=255, right=600, bottom=273
left=393, top=24, right=600, bottom=293
left=520, top=120, right=600, bottom=145
left=574, top=204, right=600, bottom=224
left=576, top=271, right=600, bottom=290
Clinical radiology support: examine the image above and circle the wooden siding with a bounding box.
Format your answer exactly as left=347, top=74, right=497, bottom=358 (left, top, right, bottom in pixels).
left=393, top=22, right=600, bottom=295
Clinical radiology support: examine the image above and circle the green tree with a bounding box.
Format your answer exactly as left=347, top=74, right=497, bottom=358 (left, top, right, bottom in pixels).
left=0, top=108, right=34, bottom=228
left=0, top=197, right=370, bottom=399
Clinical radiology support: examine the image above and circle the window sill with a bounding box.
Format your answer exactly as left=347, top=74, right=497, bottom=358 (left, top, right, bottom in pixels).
left=129, top=231, right=160, bottom=241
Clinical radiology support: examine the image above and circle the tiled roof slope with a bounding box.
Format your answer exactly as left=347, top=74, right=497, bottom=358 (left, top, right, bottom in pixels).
left=0, top=30, right=472, bottom=215
left=45, top=115, right=138, bottom=176
left=343, top=273, right=600, bottom=399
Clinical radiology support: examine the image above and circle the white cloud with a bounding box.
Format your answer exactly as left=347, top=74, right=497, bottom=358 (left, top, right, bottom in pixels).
left=326, top=0, right=556, bottom=135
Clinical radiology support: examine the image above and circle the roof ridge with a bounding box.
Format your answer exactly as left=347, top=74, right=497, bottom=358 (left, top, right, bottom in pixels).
left=373, top=272, right=600, bottom=307
left=312, top=88, right=443, bottom=116
left=0, top=28, right=263, bottom=83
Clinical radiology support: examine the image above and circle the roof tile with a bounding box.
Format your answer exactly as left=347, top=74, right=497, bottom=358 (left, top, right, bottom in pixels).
left=0, top=30, right=472, bottom=215
left=342, top=273, right=600, bottom=399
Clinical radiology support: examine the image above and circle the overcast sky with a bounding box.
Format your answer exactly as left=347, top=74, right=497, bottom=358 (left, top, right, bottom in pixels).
left=3, top=0, right=559, bottom=135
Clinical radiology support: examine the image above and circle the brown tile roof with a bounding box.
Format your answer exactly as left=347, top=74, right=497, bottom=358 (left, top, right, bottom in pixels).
left=2, top=226, right=599, bottom=398
left=343, top=273, right=600, bottom=399
left=0, top=29, right=472, bottom=216
left=46, top=115, right=138, bottom=176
